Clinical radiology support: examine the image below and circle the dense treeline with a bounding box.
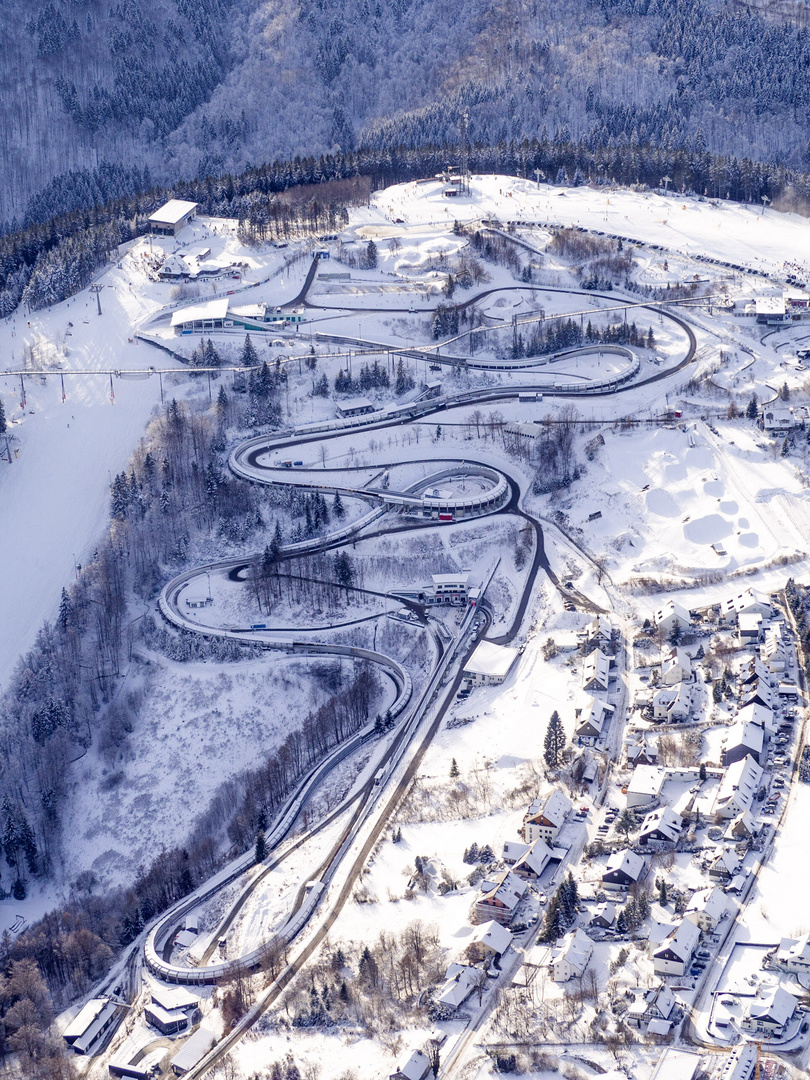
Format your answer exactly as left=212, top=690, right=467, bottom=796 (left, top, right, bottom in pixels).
left=5, top=130, right=810, bottom=315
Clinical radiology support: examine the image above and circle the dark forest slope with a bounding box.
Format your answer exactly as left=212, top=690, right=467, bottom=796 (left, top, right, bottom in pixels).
left=6, top=0, right=810, bottom=223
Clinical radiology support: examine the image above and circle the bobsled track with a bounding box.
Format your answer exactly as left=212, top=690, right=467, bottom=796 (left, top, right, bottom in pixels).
left=134, top=334, right=689, bottom=1074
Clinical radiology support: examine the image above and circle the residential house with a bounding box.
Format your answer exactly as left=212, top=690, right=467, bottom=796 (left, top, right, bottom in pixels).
left=721, top=589, right=773, bottom=625
left=736, top=700, right=776, bottom=736
left=626, top=734, right=659, bottom=768
left=652, top=682, right=692, bottom=723
left=638, top=806, right=683, bottom=845
left=740, top=985, right=797, bottom=1037
left=722, top=718, right=764, bottom=767
left=742, top=682, right=774, bottom=713
left=512, top=840, right=553, bottom=882
left=652, top=919, right=700, bottom=976
left=741, top=659, right=773, bottom=687
left=582, top=615, right=614, bottom=650
left=583, top=649, right=611, bottom=692
left=775, top=933, right=810, bottom=975
left=389, top=1050, right=432, bottom=1080
left=474, top=870, right=527, bottom=926
left=626, top=765, right=667, bottom=809
left=521, top=789, right=572, bottom=844
left=713, top=755, right=762, bottom=820
left=602, top=849, right=645, bottom=891
left=550, top=928, right=593, bottom=982
left=684, top=886, right=727, bottom=932
left=662, top=648, right=693, bottom=685
left=654, top=600, right=691, bottom=637
left=466, top=921, right=512, bottom=963
left=627, top=984, right=677, bottom=1029
left=589, top=902, right=617, bottom=929
left=739, top=612, right=763, bottom=644
left=709, top=848, right=741, bottom=882
left=576, top=699, right=614, bottom=744
left=728, top=811, right=757, bottom=841
left=436, top=964, right=480, bottom=1011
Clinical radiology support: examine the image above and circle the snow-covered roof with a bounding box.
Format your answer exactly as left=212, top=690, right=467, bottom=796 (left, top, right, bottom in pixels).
left=590, top=901, right=617, bottom=926
left=335, top=395, right=374, bottom=412
left=159, top=254, right=191, bottom=276
left=391, top=1049, right=431, bottom=1080
left=779, top=933, right=810, bottom=966
left=650, top=1049, right=702, bottom=1080
left=145, top=1001, right=188, bottom=1027
left=654, top=918, right=700, bottom=962
left=551, top=928, right=593, bottom=975
left=432, top=572, right=471, bottom=587
left=724, top=717, right=764, bottom=758
left=514, top=839, right=553, bottom=877
left=718, top=1045, right=757, bottom=1080
left=756, top=297, right=786, bottom=315
left=525, top=789, right=572, bottom=828
left=685, top=885, right=727, bottom=923
left=479, top=869, right=526, bottom=910
left=464, top=640, right=519, bottom=679
left=150, top=985, right=198, bottom=1012
left=63, top=998, right=115, bottom=1046
left=583, top=648, right=610, bottom=687
left=149, top=199, right=198, bottom=225
left=577, top=697, right=614, bottom=735
left=736, top=701, right=774, bottom=731
left=170, top=1026, right=215, bottom=1072
left=604, top=848, right=644, bottom=882
left=746, top=984, right=796, bottom=1027
left=654, top=599, right=690, bottom=626
left=627, top=765, right=666, bottom=797
left=470, top=919, right=512, bottom=955
left=170, top=298, right=229, bottom=326
left=714, top=754, right=762, bottom=816
left=639, top=806, right=683, bottom=842
left=437, top=964, right=479, bottom=1009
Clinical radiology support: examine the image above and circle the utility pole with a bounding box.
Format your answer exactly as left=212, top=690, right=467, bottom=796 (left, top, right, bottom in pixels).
left=90, top=284, right=104, bottom=316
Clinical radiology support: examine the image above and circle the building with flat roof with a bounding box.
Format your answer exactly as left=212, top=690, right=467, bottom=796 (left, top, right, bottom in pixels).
left=149, top=199, right=198, bottom=236
left=335, top=396, right=375, bottom=418
left=463, top=640, right=519, bottom=685
left=171, top=298, right=229, bottom=333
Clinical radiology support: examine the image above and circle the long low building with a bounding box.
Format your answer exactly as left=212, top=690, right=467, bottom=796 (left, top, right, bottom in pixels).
left=62, top=997, right=119, bottom=1055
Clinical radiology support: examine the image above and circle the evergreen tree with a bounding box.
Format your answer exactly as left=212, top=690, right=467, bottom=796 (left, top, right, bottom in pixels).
left=241, top=334, right=259, bottom=367
left=394, top=358, right=415, bottom=394
left=746, top=393, right=759, bottom=419
left=366, top=240, right=378, bottom=268
left=58, top=587, right=72, bottom=631
left=543, top=709, right=566, bottom=768
left=332, top=492, right=345, bottom=519
left=0, top=396, right=6, bottom=435
left=658, top=878, right=668, bottom=905
left=255, top=829, right=266, bottom=864
left=449, top=757, right=460, bottom=778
